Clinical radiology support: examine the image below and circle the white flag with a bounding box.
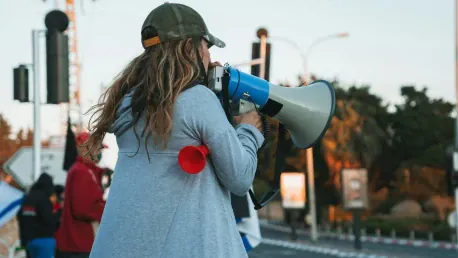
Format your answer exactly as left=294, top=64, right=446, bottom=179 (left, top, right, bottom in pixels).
left=235, top=189, right=262, bottom=251
left=0, top=181, right=24, bottom=228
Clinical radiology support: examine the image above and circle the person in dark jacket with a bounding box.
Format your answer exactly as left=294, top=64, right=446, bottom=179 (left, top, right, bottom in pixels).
left=17, top=173, right=60, bottom=258
left=17, top=207, right=30, bottom=258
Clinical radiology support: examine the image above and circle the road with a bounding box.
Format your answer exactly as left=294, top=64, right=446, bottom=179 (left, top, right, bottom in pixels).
left=249, top=224, right=458, bottom=258
left=249, top=242, right=338, bottom=258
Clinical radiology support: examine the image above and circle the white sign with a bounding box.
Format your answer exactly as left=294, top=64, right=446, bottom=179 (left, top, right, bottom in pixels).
left=280, top=172, right=306, bottom=209
left=341, top=168, right=369, bottom=210
left=454, top=152, right=458, bottom=172
left=448, top=211, right=456, bottom=228
left=3, top=147, right=67, bottom=189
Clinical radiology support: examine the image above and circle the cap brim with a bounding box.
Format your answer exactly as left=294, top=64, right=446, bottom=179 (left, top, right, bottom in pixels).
left=204, top=33, right=225, bottom=48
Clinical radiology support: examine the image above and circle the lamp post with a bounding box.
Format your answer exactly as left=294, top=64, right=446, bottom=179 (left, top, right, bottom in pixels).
left=269, top=32, right=349, bottom=242
left=270, top=32, right=349, bottom=85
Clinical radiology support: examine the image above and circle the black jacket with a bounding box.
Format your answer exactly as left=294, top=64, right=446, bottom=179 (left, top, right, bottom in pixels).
left=17, top=173, right=60, bottom=245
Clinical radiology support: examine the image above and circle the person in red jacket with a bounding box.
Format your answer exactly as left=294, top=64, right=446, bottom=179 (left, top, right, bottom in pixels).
left=56, top=132, right=106, bottom=258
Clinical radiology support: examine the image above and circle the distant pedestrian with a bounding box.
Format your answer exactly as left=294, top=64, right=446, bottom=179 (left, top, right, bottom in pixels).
left=55, top=132, right=106, bottom=258
left=17, top=173, right=60, bottom=258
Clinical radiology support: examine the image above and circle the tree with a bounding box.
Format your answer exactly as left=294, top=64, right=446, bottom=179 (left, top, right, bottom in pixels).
left=15, top=128, right=34, bottom=147
left=0, top=113, right=47, bottom=187
left=0, top=114, right=17, bottom=182
left=255, top=78, right=455, bottom=213
left=0, top=114, right=16, bottom=164
left=390, top=86, right=454, bottom=168
left=310, top=78, right=390, bottom=195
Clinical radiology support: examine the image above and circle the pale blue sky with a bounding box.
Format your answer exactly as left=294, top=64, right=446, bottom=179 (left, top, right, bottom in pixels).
left=0, top=0, right=455, bottom=138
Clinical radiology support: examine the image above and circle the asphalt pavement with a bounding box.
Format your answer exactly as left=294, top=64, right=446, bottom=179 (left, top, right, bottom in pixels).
left=249, top=242, right=338, bottom=258
left=254, top=223, right=457, bottom=258
left=253, top=227, right=393, bottom=258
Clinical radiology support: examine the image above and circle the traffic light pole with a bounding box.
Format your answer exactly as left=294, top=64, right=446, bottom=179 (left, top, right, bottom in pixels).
left=32, top=30, right=43, bottom=182
left=15, top=10, right=69, bottom=184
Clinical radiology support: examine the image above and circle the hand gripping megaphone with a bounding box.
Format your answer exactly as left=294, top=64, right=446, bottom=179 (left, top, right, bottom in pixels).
left=209, top=65, right=336, bottom=149
left=178, top=64, right=336, bottom=209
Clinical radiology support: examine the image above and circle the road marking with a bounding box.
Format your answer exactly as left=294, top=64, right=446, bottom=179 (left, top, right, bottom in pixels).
left=262, top=238, right=393, bottom=258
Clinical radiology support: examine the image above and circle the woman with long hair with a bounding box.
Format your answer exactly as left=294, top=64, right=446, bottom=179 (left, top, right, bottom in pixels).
left=86, top=3, right=263, bottom=258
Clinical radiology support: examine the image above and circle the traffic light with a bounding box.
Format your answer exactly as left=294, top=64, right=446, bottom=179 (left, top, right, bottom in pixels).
left=13, top=65, right=29, bottom=102
left=45, top=10, right=70, bottom=104
left=46, top=29, right=69, bottom=104
left=251, top=42, right=271, bottom=81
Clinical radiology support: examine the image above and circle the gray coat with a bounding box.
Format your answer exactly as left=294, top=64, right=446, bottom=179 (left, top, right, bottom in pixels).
left=89, top=85, right=264, bottom=258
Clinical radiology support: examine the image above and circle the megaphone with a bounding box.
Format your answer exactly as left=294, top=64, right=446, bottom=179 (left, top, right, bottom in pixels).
left=178, top=65, right=336, bottom=210
left=178, top=65, right=336, bottom=174
left=209, top=65, right=336, bottom=149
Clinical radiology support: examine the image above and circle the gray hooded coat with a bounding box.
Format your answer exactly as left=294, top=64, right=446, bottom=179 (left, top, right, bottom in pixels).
left=89, top=85, right=264, bottom=258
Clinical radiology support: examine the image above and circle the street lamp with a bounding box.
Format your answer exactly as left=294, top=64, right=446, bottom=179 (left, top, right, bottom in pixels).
left=269, top=32, right=349, bottom=242
left=270, top=32, right=349, bottom=85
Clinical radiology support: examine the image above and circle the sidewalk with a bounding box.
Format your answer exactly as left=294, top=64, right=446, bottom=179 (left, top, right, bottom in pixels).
left=258, top=201, right=457, bottom=251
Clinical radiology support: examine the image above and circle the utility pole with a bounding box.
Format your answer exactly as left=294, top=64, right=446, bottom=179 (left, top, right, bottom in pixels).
left=258, top=30, right=267, bottom=80
left=231, top=28, right=272, bottom=219
left=251, top=28, right=272, bottom=219
left=32, top=30, right=42, bottom=182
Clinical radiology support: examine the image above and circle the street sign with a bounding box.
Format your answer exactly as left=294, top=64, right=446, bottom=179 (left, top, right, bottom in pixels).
left=341, top=168, right=369, bottom=210
left=280, top=172, right=306, bottom=209
left=448, top=211, right=456, bottom=228
left=453, top=152, right=458, bottom=172
left=3, top=147, right=67, bottom=189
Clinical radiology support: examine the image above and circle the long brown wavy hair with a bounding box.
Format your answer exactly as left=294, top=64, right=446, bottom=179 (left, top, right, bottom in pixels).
left=85, top=27, right=202, bottom=157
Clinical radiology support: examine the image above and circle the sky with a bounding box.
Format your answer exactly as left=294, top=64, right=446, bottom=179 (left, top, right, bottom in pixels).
left=0, top=0, right=455, bottom=141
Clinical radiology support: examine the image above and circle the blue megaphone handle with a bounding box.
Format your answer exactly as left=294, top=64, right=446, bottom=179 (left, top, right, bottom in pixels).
left=226, top=67, right=270, bottom=109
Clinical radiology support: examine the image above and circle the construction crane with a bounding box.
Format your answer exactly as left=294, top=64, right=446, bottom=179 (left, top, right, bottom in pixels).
left=43, top=0, right=94, bottom=135
left=65, top=0, right=83, bottom=134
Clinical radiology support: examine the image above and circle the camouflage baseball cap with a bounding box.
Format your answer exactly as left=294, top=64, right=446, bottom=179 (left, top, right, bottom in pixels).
left=141, top=2, right=225, bottom=49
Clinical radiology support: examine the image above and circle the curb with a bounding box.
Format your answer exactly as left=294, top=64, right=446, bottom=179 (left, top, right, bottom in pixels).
left=262, top=238, right=393, bottom=258
left=337, top=234, right=456, bottom=250
left=259, top=219, right=458, bottom=250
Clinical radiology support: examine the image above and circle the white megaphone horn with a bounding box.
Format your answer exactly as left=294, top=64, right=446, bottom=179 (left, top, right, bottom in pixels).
left=208, top=65, right=336, bottom=149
